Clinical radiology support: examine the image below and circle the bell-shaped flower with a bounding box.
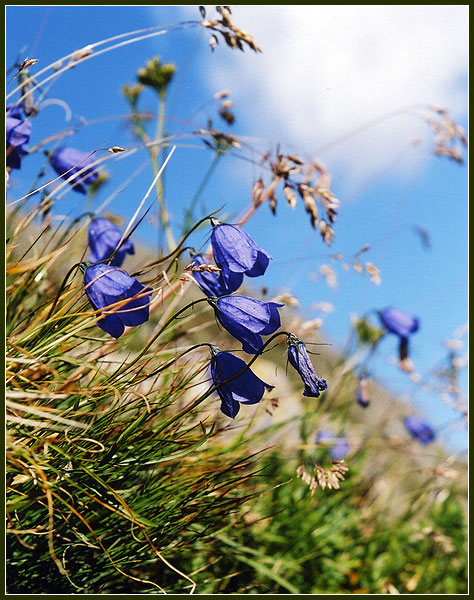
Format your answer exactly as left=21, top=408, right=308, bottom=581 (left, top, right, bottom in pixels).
left=356, top=374, right=370, bottom=407
left=211, top=295, right=283, bottom=354
left=210, top=222, right=272, bottom=287
left=379, top=307, right=419, bottom=338
left=403, top=415, right=435, bottom=445
left=287, top=334, right=328, bottom=397
left=84, top=263, right=152, bottom=338
left=6, top=105, right=32, bottom=170
left=190, top=252, right=243, bottom=297
left=379, top=307, right=419, bottom=366
left=50, top=147, right=99, bottom=194
left=316, top=430, right=349, bottom=460
left=210, top=348, right=273, bottom=418
left=88, top=218, right=135, bottom=267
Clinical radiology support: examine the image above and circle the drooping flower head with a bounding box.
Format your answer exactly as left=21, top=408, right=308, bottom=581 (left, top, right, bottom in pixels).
left=210, top=220, right=272, bottom=287
left=378, top=307, right=419, bottom=367
left=356, top=374, right=371, bottom=407
left=403, top=415, right=435, bottom=445
left=286, top=334, right=328, bottom=398
left=88, top=218, right=135, bottom=267
left=189, top=251, right=243, bottom=297
left=378, top=307, right=419, bottom=338
left=50, top=147, right=99, bottom=194
left=83, top=263, right=152, bottom=338
left=6, top=105, right=32, bottom=170
left=316, top=430, right=349, bottom=460
left=210, top=347, right=273, bottom=418
left=210, top=295, right=283, bottom=354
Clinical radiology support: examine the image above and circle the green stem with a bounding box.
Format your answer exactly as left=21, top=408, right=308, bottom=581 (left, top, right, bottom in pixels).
left=183, top=151, right=223, bottom=233
left=151, top=91, right=175, bottom=252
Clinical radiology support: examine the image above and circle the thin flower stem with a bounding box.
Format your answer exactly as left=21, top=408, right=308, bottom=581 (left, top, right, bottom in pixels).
left=116, top=145, right=176, bottom=256
left=183, top=151, right=224, bottom=233
left=151, top=92, right=175, bottom=252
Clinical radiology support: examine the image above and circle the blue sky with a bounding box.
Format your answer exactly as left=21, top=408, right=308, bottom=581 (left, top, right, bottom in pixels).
left=6, top=5, right=468, bottom=452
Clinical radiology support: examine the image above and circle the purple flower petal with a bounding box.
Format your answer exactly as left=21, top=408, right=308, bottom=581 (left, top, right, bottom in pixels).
left=84, top=264, right=151, bottom=338
left=88, top=218, right=134, bottom=267
left=50, top=147, right=99, bottom=194
left=404, top=415, right=435, bottom=445
left=191, top=253, right=243, bottom=297
left=211, top=350, right=272, bottom=418
left=287, top=336, right=328, bottom=398
left=211, top=223, right=272, bottom=286
left=379, top=307, right=419, bottom=338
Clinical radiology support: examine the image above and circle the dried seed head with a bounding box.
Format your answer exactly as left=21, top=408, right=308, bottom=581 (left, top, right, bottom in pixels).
left=69, top=45, right=93, bottom=65
left=269, top=191, right=277, bottom=215
left=314, top=461, right=348, bottom=490
left=219, top=104, right=235, bottom=125
left=251, top=178, right=265, bottom=208
left=298, top=184, right=318, bottom=228
left=209, top=35, right=218, bottom=51
left=365, top=261, right=381, bottom=285
left=214, top=89, right=230, bottom=100
left=274, top=292, right=299, bottom=307
left=319, top=264, right=338, bottom=290
left=299, top=318, right=323, bottom=334
left=287, top=154, right=304, bottom=165
left=319, top=220, right=334, bottom=245
left=106, top=146, right=127, bottom=154
left=283, top=183, right=298, bottom=209
left=184, top=262, right=221, bottom=273
left=19, top=58, right=39, bottom=71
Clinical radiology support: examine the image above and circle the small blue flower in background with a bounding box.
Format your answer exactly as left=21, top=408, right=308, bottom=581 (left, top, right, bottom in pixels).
left=211, top=295, right=283, bottom=354
left=404, top=415, right=436, bottom=445
left=316, top=430, right=349, bottom=460
left=210, top=348, right=273, bottom=418
left=378, top=307, right=419, bottom=338
left=287, top=334, right=328, bottom=398
left=84, top=263, right=152, bottom=338
left=356, top=374, right=370, bottom=407
left=190, top=252, right=243, bottom=297
left=6, top=105, right=32, bottom=170
left=88, top=218, right=135, bottom=267
left=210, top=221, right=272, bottom=287
left=378, top=307, right=419, bottom=366
left=50, top=147, right=99, bottom=194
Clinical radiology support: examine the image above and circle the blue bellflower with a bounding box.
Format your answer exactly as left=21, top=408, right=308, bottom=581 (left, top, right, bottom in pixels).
left=356, top=374, right=370, bottom=407
left=379, top=307, right=419, bottom=362
left=379, top=307, right=419, bottom=338
left=50, top=147, right=99, bottom=194
left=84, top=263, right=152, bottom=338
left=6, top=105, right=32, bottom=170
left=190, top=252, right=243, bottom=297
left=210, top=348, right=273, bottom=418
left=316, top=430, right=349, bottom=460
left=88, top=218, right=135, bottom=267
left=287, top=334, right=328, bottom=397
left=211, top=295, right=283, bottom=354
left=404, top=415, right=435, bottom=445
left=210, top=222, right=272, bottom=287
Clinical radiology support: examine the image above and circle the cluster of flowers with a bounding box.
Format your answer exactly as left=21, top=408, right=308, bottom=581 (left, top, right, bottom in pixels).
left=6, top=105, right=99, bottom=191
left=80, top=215, right=328, bottom=419
left=354, top=306, right=436, bottom=444
left=6, top=107, right=433, bottom=439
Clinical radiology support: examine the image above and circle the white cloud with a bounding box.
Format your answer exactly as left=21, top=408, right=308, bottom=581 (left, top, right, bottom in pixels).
left=199, top=5, right=468, bottom=185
